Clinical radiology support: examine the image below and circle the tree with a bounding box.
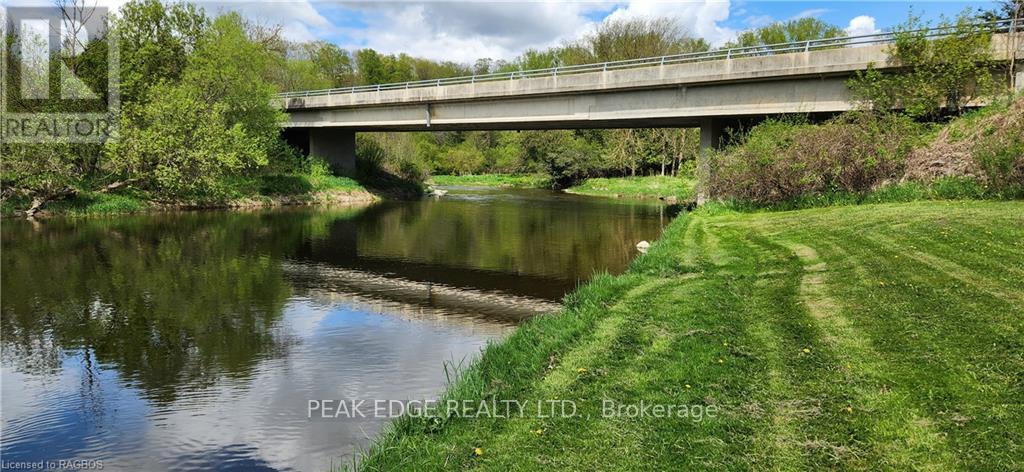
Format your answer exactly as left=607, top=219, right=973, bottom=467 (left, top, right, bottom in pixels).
left=848, top=12, right=999, bottom=118
left=115, top=0, right=208, bottom=103
left=307, top=42, right=355, bottom=86
left=105, top=12, right=283, bottom=198
left=978, top=0, right=1023, bottom=21
left=560, top=17, right=709, bottom=65
left=725, top=18, right=843, bottom=51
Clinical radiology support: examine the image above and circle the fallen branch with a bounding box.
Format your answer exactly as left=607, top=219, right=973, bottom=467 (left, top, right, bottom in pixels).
left=24, top=188, right=77, bottom=219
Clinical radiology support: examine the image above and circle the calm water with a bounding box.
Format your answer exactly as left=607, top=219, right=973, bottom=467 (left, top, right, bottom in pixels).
left=1, top=187, right=675, bottom=471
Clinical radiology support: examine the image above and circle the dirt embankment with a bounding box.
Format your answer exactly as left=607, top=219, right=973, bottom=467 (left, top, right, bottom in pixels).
left=904, top=95, right=1024, bottom=184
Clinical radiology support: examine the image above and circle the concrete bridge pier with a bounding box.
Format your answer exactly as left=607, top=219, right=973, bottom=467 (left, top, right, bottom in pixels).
left=282, top=128, right=356, bottom=175
left=696, top=118, right=726, bottom=205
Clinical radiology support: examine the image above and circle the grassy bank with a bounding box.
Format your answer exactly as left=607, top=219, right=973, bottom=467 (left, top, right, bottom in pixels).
left=358, top=199, right=1024, bottom=470
left=430, top=174, right=697, bottom=201
left=565, top=175, right=695, bottom=200
left=1, top=173, right=377, bottom=218
left=429, top=174, right=550, bottom=188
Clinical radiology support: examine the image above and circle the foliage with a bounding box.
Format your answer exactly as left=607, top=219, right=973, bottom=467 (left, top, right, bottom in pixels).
left=108, top=84, right=265, bottom=199
left=561, top=17, right=710, bottom=65
left=115, top=0, right=208, bottom=104
left=106, top=12, right=282, bottom=199
left=725, top=17, right=843, bottom=50
left=848, top=12, right=999, bottom=117
left=707, top=113, right=927, bottom=203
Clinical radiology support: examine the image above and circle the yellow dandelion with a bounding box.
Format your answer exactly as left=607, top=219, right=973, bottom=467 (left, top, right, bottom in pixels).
left=723, top=342, right=729, bottom=346
left=844, top=406, right=853, bottom=413
left=717, top=358, right=724, bottom=363
left=802, top=348, right=811, bottom=354
left=685, top=384, right=692, bottom=389
left=532, top=428, right=545, bottom=435
left=474, top=447, right=483, bottom=457
left=576, top=367, right=587, bottom=373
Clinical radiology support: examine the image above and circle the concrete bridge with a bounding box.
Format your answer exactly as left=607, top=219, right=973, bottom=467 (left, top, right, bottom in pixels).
left=279, top=24, right=1022, bottom=173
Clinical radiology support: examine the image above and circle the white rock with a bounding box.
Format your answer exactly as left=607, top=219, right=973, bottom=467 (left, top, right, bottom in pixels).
left=636, top=240, right=651, bottom=253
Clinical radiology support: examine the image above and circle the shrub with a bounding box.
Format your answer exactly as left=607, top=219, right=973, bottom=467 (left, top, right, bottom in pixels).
left=707, top=113, right=926, bottom=203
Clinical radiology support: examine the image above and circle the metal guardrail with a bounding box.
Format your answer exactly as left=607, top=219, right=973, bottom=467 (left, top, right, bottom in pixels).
left=279, top=19, right=1021, bottom=99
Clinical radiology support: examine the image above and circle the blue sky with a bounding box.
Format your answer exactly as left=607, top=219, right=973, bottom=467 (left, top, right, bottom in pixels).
left=723, top=1, right=986, bottom=31
left=233, top=0, right=994, bottom=62
left=1, top=0, right=998, bottom=62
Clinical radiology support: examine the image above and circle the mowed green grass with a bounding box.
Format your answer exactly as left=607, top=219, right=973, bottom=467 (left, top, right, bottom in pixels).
left=358, top=200, right=1024, bottom=471
left=566, top=175, right=695, bottom=200
left=430, top=174, right=550, bottom=188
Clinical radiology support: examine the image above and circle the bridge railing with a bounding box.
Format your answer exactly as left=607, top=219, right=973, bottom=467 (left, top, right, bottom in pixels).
left=278, top=18, right=1021, bottom=99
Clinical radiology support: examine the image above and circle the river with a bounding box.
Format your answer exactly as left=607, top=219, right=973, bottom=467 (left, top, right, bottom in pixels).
left=0, top=187, right=676, bottom=471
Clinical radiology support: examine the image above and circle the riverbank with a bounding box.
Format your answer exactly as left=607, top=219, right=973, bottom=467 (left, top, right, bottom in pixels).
left=429, top=174, right=550, bottom=188
left=1, top=174, right=380, bottom=218
left=564, top=175, right=695, bottom=201
left=430, top=174, right=695, bottom=201
left=358, top=199, right=1024, bottom=470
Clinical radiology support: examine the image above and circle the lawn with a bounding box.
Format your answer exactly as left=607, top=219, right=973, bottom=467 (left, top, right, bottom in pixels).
left=430, top=174, right=550, bottom=188
left=566, top=175, right=695, bottom=200
left=358, top=200, right=1024, bottom=470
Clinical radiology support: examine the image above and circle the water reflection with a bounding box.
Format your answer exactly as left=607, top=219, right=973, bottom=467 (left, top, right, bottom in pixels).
left=1, top=188, right=672, bottom=471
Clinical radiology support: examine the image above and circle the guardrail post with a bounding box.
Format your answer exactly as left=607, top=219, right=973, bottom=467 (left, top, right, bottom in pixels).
left=804, top=41, right=810, bottom=52
left=436, top=79, right=441, bottom=87
left=603, top=63, right=607, bottom=72
left=726, top=49, right=731, bottom=60
left=376, top=84, right=380, bottom=92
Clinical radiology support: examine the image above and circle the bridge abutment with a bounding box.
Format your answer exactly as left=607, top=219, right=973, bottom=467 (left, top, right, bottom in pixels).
left=282, top=128, right=356, bottom=175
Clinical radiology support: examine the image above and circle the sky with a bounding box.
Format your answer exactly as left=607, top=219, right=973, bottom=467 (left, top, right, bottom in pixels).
left=1, top=0, right=1000, bottom=63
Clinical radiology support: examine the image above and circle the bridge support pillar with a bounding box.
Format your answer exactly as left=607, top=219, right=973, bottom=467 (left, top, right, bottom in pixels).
left=696, top=118, right=726, bottom=205
left=283, top=128, right=356, bottom=175
left=312, top=129, right=356, bottom=175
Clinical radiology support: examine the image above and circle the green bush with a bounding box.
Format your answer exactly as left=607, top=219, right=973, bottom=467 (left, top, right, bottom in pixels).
left=707, top=113, right=926, bottom=203
left=258, top=174, right=314, bottom=195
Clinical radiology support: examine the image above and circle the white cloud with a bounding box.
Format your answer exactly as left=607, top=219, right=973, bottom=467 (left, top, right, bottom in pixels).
left=744, top=14, right=774, bottom=27
left=602, top=0, right=735, bottom=47
left=332, top=0, right=735, bottom=62
left=202, top=1, right=334, bottom=42
left=845, top=15, right=879, bottom=36
left=334, top=1, right=598, bottom=63
left=791, top=8, right=828, bottom=20
left=3, top=0, right=738, bottom=63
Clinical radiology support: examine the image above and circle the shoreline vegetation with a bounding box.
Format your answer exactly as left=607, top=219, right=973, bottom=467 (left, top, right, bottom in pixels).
left=430, top=174, right=698, bottom=201
left=0, top=172, right=380, bottom=218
